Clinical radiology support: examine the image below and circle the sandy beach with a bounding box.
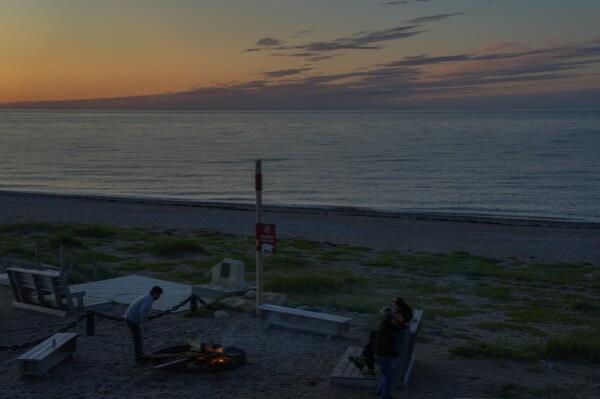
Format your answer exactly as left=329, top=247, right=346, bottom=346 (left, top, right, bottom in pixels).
left=0, top=191, right=598, bottom=263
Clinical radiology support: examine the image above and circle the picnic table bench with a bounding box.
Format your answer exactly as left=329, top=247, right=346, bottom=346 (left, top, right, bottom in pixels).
left=331, top=309, right=423, bottom=389
left=258, top=304, right=352, bottom=339
left=17, top=333, right=78, bottom=376
left=7, top=267, right=85, bottom=317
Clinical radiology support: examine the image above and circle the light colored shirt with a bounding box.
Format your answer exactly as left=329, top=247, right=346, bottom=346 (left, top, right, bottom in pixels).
left=124, top=294, right=155, bottom=324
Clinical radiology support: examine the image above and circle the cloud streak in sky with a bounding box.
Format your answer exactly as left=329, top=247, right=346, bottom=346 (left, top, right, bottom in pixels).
left=5, top=39, right=600, bottom=109
left=408, top=13, right=462, bottom=24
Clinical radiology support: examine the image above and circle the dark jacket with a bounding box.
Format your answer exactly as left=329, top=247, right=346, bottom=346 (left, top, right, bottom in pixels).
left=374, top=318, right=405, bottom=358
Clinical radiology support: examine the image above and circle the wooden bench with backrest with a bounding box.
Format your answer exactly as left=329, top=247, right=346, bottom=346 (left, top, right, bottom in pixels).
left=258, top=304, right=352, bottom=339
left=17, top=333, right=78, bottom=376
left=331, top=309, right=423, bottom=388
left=7, top=267, right=85, bottom=317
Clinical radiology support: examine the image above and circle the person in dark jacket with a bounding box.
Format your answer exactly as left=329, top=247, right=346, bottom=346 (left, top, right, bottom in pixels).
left=350, top=298, right=413, bottom=375
left=374, top=308, right=406, bottom=399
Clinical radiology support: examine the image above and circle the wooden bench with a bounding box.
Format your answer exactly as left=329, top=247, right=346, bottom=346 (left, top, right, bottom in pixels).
left=7, top=267, right=85, bottom=317
left=331, top=309, right=423, bottom=389
left=17, top=333, right=78, bottom=376
left=258, top=304, right=352, bottom=339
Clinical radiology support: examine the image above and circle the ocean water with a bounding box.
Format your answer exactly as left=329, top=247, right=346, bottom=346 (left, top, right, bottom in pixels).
left=0, top=109, right=599, bottom=222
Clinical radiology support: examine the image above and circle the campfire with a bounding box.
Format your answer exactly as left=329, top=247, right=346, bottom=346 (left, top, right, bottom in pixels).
left=150, top=341, right=246, bottom=373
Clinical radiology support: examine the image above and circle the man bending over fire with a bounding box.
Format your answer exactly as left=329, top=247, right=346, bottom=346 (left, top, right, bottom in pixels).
left=124, top=286, right=163, bottom=362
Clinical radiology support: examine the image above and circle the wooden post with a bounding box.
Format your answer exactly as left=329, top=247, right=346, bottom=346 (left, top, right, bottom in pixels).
left=255, top=160, right=263, bottom=315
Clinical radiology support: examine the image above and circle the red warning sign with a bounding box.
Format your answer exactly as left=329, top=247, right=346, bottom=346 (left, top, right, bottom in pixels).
left=256, top=223, right=276, bottom=253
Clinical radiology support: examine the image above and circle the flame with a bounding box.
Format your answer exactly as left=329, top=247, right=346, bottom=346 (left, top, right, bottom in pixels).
left=211, top=356, right=228, bottom=365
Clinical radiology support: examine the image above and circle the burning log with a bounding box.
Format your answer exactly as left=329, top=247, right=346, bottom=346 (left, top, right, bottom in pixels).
left=150, top=342, right=246, bottom=373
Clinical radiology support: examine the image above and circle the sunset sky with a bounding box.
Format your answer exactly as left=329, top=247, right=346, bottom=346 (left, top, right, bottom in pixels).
left=2, top=0, right=600, bottom=109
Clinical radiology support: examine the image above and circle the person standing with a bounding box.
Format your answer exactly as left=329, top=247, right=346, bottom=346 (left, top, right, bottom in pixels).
left=124, top=286, right=163, bottom=362
left=374, top=308, right=405, bottom=399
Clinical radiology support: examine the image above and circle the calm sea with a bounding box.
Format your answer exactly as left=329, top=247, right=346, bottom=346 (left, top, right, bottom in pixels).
left=0, top=110, right=599, bottom=222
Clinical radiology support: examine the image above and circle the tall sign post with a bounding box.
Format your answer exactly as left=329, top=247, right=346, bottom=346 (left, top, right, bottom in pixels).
left=255, top=160, right=264, bottom=314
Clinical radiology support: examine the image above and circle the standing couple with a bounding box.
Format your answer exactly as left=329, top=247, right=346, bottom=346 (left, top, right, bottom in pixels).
left=350, top=297, right=413, bottom=399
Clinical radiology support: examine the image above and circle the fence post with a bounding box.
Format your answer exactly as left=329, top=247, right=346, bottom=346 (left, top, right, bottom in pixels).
left=86, top=311, right=95, bottom=336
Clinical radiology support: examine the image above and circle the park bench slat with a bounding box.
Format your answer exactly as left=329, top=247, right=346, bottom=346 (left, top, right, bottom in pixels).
left=259, top=304, right=352, bottom=322
left=259, top=304, right=352, bottom=339
left=17, top=333, right=78, bottom=376
left=7, top=267, right=85, bottom=317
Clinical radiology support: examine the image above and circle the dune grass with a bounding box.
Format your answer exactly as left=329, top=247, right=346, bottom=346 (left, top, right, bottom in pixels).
left=265, top=271, right=360, bottom=295
left=540, top=329, right=600, bottom=364
left=451, top=329, right=600, bottom=364
left=450, top=341, right=539, bottom=362
left=149, top=238, right=206, bottom=257
left=476, top=321, right=546, bottom=337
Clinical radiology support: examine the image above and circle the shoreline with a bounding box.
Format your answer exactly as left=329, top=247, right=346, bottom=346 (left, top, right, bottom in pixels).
left=0, top=190, right=598, bottom=263
left=1, top=189, right=598, bottom=229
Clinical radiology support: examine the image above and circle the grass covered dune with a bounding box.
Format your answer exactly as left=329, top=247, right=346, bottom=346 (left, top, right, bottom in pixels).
left=1, top=221, right=599, bottom=398
left=0, top=190, right=599, bottom=264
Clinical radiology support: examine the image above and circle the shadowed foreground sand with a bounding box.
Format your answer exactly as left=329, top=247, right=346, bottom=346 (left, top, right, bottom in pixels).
left=2, top=287, right=598, bottom=399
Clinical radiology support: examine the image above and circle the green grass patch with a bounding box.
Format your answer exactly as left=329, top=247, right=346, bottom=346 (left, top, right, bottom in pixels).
left=428, top=307, right=473, bottom=318
left=149, top=238, right=206, bottom=257
left=450, top=341, right=538, bottom=362
left=265, top=253, right=309, bottom=270
left=80, top=250, right=121, bottom=263
left=265, top=272, right=360, bottom=295
left=475, top=285, right=513, bottom=301
left=541, top=329, right=600, bottom=364
left=115, top=243, right=149, bottom=254
left=452, top=330, right=600, bottom=365
left=50, top=233, right=85, bottom=248
left=120, top=260, right=147, bottom=272
left=319, top=250, right=345, bottom=262
left=0, top=241, right=33, bottom=258
left=506, top=305, right=582, bottom=325
left=433, top=296, right=463, bottom=306
left=366, top=249, right=401, bottom=268
left=507, top=261, right=597, bottom=288
left=67, top=262, right=117, bottom=284
left=476, top=321, right=546, bottom=337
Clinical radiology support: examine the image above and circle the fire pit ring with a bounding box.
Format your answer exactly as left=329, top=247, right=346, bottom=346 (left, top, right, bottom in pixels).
left=151, top=343, right=246, bottom=373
